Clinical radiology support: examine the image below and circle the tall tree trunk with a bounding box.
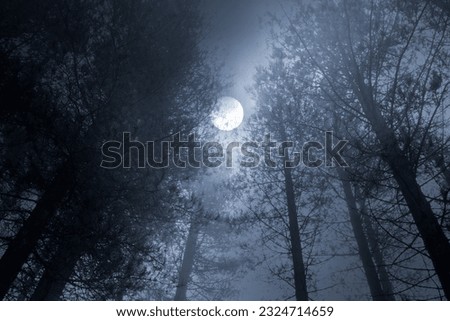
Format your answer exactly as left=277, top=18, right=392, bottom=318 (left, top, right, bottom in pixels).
left=337, top=167, right=389, bottom=300
left=356, top=83, right=450, bottom=299
left=355, top=188, right=395, bottom=300
left=283, top=165, right=308, bottom=301
left=0, top=163, right=72, bottom=300
left=30, top=241, right=82, bottom=301
left=174, top=219, right=200, bottom=301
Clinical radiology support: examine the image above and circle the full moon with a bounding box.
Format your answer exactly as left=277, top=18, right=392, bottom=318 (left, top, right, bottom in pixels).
left=211, top=96, right=244, bottom=131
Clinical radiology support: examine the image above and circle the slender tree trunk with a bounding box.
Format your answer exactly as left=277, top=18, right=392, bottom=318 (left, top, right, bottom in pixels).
left=356, top=83, right=450, bottom=299
left=283, top=165, right=308, bottom=301
left=174, top=219, right=200, bottom=301
left=30, top=241, right=82, bottom=301
left=355, top=188, right=395, bottom=300
left=361, top=209, right=396, bottom=299
left=0, top=163, right=72, bottom=300
left=337, top=167, right=388, bottom=300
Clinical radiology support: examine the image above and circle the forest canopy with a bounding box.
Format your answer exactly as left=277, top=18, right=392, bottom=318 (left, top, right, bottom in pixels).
left=0, top=0, right=449, bottom=301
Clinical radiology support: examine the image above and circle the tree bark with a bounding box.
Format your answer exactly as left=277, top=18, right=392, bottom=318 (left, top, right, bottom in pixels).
left=362, top=209, right=395, bottom=299
left=356, top=83, right=450, bottom=299
left=174, top=219, right=200, bottom=301
left=337, top=167, right=389, bottom=300
left=355, top=188, right=395, bottom=300
left=0, top=163, right=72, bottom=300
left=283, top=165, right=308, bottom=301
left=30, top=240, right=82, bottom=300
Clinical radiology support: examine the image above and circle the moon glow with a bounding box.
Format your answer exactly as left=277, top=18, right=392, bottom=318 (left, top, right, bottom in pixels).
left=211, top=96, right=244, bottom=131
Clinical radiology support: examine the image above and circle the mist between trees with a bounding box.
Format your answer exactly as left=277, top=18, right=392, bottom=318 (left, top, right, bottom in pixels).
left=0, top=0, right=450, bottom=301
